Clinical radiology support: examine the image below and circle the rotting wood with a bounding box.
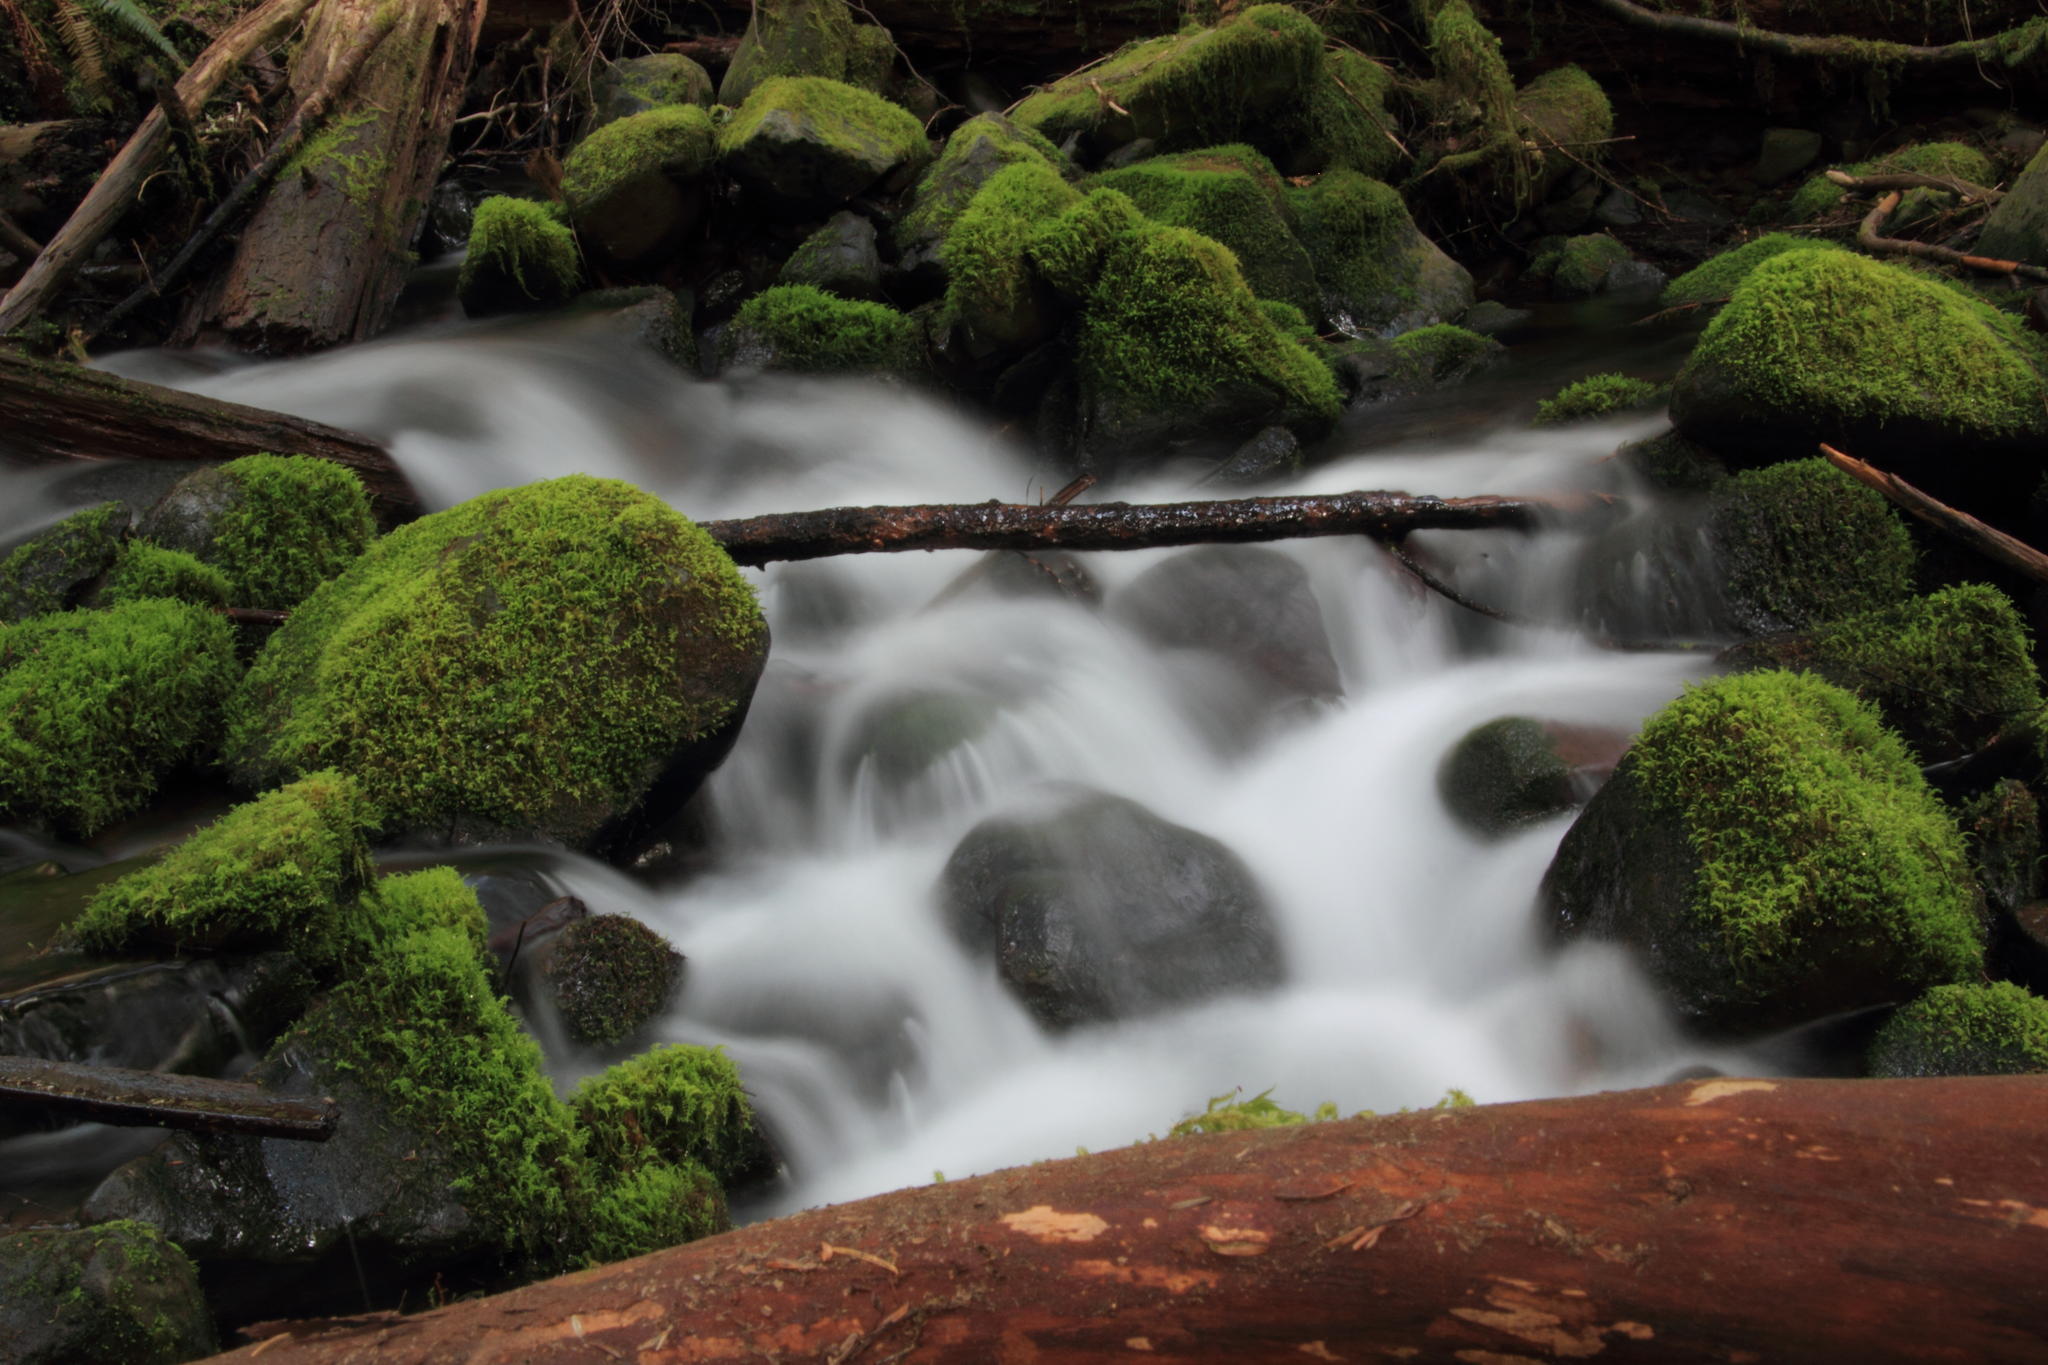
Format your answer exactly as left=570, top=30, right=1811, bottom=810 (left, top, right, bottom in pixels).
left=1851, top=190, right=2048, bottom=283
left=0, top=347, right=417, bottom=524
left=702, top=490, right=1622, bottom=566
left=201, top=1075, right=2048, bottom=1363
left=0, top=1055, right=337, bottom=1140
left=1821, top=443, right=2048, bottom=584
left=0, top=0, right=321, bottom=336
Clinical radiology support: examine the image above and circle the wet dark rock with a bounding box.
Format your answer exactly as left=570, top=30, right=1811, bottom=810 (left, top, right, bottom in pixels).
left=1459, top=301, right=1532, bottom=336
left=0, top=1221, right=215, bottom=1364
left=1208, top=424, right=1303, bottom=484
left=1592, top=186, right=1641, bottom=229
left=567, top=286, right=697, bottom=370
left=718, top=76, right=931, bottom=209
left=777, top=210, right=883, bottom=300
left=939, top=788, right=1284, bottom=1029
left=1437, top=717, right=1581, bottom=838
left=1754, top=128, right=1823, bottom=186
left=589, top=54, right=715, bottom=131
left=0, top=501, right=128, bottom=623
left=537, top=914, right=683, bottom=1047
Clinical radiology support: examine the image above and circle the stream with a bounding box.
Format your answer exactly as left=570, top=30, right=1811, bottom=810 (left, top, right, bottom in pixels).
left=5, top=306, right=1772, bottom=1223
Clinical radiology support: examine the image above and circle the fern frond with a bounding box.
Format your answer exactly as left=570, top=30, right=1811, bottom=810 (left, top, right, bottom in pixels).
left=78, top=0, right=185, bottom=71
left=53, top=0, right=116, bottom=113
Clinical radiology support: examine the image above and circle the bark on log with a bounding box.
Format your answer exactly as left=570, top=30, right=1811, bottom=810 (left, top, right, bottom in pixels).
left=175, top=0, right=488, bottom=354
left=1820, top=443, right=2048, bottom=584
left=0, top=1055, right=337, bottom=1140
left=0, top=120, right=121, bottom=244
left=702, top=491, right=1622, bottom=566
left=0, top=0, right=321, bottom=336
left=0, top=348, right=417, bottom=523
left=1583, top=0, right=2042, bottom=67
left=205, top=1075, right=2048, bottom=1363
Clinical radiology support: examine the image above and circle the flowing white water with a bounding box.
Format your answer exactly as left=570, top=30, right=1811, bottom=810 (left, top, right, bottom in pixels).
left=84, top=320, right=1746, bottom=1214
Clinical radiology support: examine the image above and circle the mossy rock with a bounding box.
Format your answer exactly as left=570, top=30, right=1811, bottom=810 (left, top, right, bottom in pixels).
left=1513, top=64, right=1613, bottom=205
left=1091, top=144, right=1320, bottom=320
left=90, top=541, right=231, bottom=610
left=0, top=1221, right=214, bottom=1365
left=1785, top=141, right=1993, bottom=223
left=1531, top=233, right=1634, bottom=297
left=777, top=209, right=883, bottom=301
left=0, top=501, right=128, bottom=623
left=1534, top=373, right=1665, bottom=425
left=1709, top=457, right=1916, bottom=634
left=67, top=771, right=377, bottom=963
left=1293, top=47, right=1400, bottom=180
left=895, top=113, right=1070, bottom=280
left=589, top=53, right=714, bottom=131
left=571, top=1043, right=770, bottom=1187
left=137, top=454, right=375, bottom=611
left=1352, top=323, right=1506, bottom=404
left=1287, top=170, right=1472, bottom=337
left=1437, top=716, right=1578, bottom=838
left=0, top=599, right=238, bottom=836
left=718, top=0, right=888, bottom=106
left=541, top=913, right=683, bottom=1046
left=224, top=475, right=768, bottom=850
left=1720, top=584, right=2040, bottom=762
left=1543, top=670, right=1983, bottom=1035
left=1658, top=233, right=1846, bottom=308
left=1959, top=779, right=2040, bottom=917
left=563, top=106, right=717, bottom=266
left=942, top=158, right=1082, bottom=350
left=1977, top=139, right=2048, bottom=265
left=717, top=75, right=930, bottom=207
left=721, top=283, right=921, bottom=375
left=1011, top=4, right=1326, bottom=163
left=1868, top=982, right=2048, bottom=1077
left=1670, top=249, right=2048, bottom=493
left=457, top=196, right=581, bottom=316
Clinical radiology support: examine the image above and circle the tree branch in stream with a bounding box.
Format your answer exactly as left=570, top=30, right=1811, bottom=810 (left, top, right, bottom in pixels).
left=205, top=1075, right=2048, bottom=1363
left=0, top=1056, right=337, bottom=1141
left=1850, top=190, right=2048, bottom=284
left=1820, top=443, right=2048, bottom=584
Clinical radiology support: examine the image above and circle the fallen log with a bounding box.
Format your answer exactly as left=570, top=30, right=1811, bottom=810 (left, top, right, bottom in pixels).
left=0, top=1055, right=337, bottom=1140
left=701, top=490, right=1621, bottom=566
left=0, top=348, right=417, bottom=523
left=1584, top=0, right=2044, bottom=68
left=206, top=1075, right=2048, bottom=1363
left=1821, top=443, right=2048, bottom=584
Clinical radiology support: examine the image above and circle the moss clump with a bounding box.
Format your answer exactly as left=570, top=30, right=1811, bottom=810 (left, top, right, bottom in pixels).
left=355, top=864, right=490, bottom=958
left=1868, top=982, right=2048, bottom=1077
left=1709, top=457, right=1915, bottom=633
left=458, top=196, right=581, bottom=315
left=576, top=1160, right=727, bottom=1266
left=1286, top=169, right=1471, bottom=337
left=1534, top=373, right=1665, bottom=425
left=896, top=113, right=1068, bottom=259
left=225, top=476, right=768, bottom=847
left=718, top=0, right=877, bottom=105
left=0, top=1220, right=215, bottom=1364
left=1786, top=141, right=1993, bottom=222
left=1171, top=1087, right=1341, bottom=1134
left=94, top=541, right=231, bottom=610
left=571, top=1043, right=765, bottom=1185
left=1534, top=232, right=1632, bottom=296
left=1515, top=63, right=1611, bottom=156
left=722, top=283, right=921, bottom=374
left=564, top=105, right=716, bottom=214
left=717, top=76, right=930, bottom=205
left=0, top=599, right=238, bottom=835
left=544, top=913, right=683, bottom=1045
left=1629, top=670, right=1982, bottom=1011
left=1298, top=47, right=1399, bottom=179
left=1425, top=0, right=1514, bottom=131
left=1960, top=778, right=2039, bottom=914
left=1659, top=233, right=1846, bottom=307
left=1027, top=186, right=1150, bottom=299
left=942, top=159, right=1081, bottom=344
left=68, top=770, right=377, bottom=961
left=0, top=501, right=128, bottom=623
left=1091, top=144, right=1319, bottom=318
left=1384, top=323, right=1502, bottom=387
left=1258, top=298, right=1318, bottom=344
left=139, top=454, right=376, bottom=611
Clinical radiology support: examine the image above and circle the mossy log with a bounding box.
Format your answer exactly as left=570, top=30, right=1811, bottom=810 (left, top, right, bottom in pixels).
left=0, top=349, right=416, bottom=524
left=1583, top=0, right=2045, bottom=66
left=207, top=1076, right=2048, bottom=1363
left=174, top=0, right=487, bottom=353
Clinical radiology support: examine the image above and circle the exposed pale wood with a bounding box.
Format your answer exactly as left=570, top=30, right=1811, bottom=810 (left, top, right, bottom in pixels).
left=203, top=1076, right=2048, bottom=1363
left=0, top=1055, right=337, bottom=1140
left=0, top=0, right=321, bottom=335
left=1821, top=443, right=2048, bottom=583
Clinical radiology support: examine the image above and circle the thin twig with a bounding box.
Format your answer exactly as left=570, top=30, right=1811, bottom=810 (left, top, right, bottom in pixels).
left=1855, top=189, right=2048, bottom=282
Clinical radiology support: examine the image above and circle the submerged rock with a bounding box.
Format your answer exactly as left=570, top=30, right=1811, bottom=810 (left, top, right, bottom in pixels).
left=940, top=788, right=1284, bottom=1029
left=0, top=1221, right=215, bottom=1365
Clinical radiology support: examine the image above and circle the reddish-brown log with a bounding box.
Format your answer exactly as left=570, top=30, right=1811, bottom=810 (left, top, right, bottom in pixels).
left=206, top=1075, right=2048, bottom=1363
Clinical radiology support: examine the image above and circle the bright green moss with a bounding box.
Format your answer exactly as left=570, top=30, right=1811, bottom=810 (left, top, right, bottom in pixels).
left=942, top=159, right=1082, bottom=343
left=144, top=454, right=375, bottom=610
left=719, top=0, right=863, bottom=104
left=1534, top=373, right=1665, bottom=425
left=0, top=599, right=238, bottom=835
left=1631, top=670, right=1982, bottom=1000
left=1660, top=233, right=1847, bottom=307
left=564, top=105, right=717, bottom=214
left=69, top=771, right=377, bottom=961
left=1299, top=47, right=1399, bottom=179
left=1287, top=169, right=1403, bottom=295
left=1685, top=249, right=2048, bottom=438
left=1171, top=1087, right=1340, bottom=1134
left=95, top=542, right=231, bottom=610
left=225, top=476, right=767, bottom=846
left=896, top=113, right=1067, bottom=253
left=1515, top=63, right=1611, bottom=150
left=458, top=196, right=581, bottom=313
left=1385, top=323, right=1500, bottom=385
left=1786, top=141, right=1993, bottom=221
left=1091, top=144, right=1319, bottom=317
left=1258, top=298, right=1317, bottom=344
left=1710, top=457, right=1916, bottom=632
left=571, top=1043, right=763, bottom=1184
left=577, top=1160, right=727, bottom=1265
left=1027, top=186, right=1150, bottom=299
left=1541, top=233, right=1632, bottom=296
left=352, top=864, right=489, bottom=962
left=1868, top=982, right=2048, bottom=1077
left=723, top=283, right=921, bottom=373
left=0, top=501, right=127, bottom=622
left=716, top=75, right=928, bottom=187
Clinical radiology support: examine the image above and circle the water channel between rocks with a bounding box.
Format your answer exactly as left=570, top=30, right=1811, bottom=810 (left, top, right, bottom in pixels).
left=7, top=306, right=1768, bottom=1222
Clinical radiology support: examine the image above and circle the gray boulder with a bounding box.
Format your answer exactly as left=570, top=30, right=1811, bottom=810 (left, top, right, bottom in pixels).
left=778, top=210, right=884, bottom=300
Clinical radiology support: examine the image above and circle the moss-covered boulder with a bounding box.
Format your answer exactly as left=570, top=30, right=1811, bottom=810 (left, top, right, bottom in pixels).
left=776, top=209, right=882, bottom=300
left=0, top=599, right=238, bottom=836
left=457, top=196, right=581, bottom=316
left=1294, top=46, right=1400, bottom=179
left=721, top=283, right=921, bottom=375
left=1533, top=373, right=1665, bottom=425
left=1288, top=171, right=1473, bottom=337
left=1720, top=584, right=2039, bottom=762
left=589, top=53, right=714, bottom=131
left=718, top=0, right=892, bottom=106
left=1531, top=232, right=1637, bottom=297
left=717, top=76, right=929, bottom=207
left=1670, top=249, right=2048, bottom=488
left=90, top=542, right=232, bottom=610
left=571, top=1043, right=770, bottom=1188
left=224, top=476, right=768, bottom=850
left=0, top=501, right=128, bottom=623
left=942, top=159, right=1082, bottom=351
left=541, top=913, right=683, bottom=1046
left=1978, top=139, right=2048, bottom=265
left=1513, top=64, right=1614, bottom=206
left=1339, top=323, right=1507, bottom=406
left=1868, top=982, right=2048, bottom=1077
left=137, top=454, right=375, bottom=611
left=563, top=105, right=717, bottom=266
left=894, top=113, right=1070, bottom=283
left=1658, top=233, right=1846, bottom=308
left=1786, top=141, right=1993, bottom=225
left=1543, top=670, right=1983, bottom=1034
left=1437, top=716, right=1580, bottom=838
left=67, top=771, right=377, bottom=962
left=0, top=1221, right=214, bottom=1365
left=1092, top=145, right=1320, bottom=319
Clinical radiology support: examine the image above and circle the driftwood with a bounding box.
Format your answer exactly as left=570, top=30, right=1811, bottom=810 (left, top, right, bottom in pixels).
left=1853, top=189, right=2048, bottom=283
left=0, top=348, right=417, bottom=524
left=207, top=1075, right=2048, bottom=1363
left=1584, top=0, right=2044, bottom=68
left=0, top=0, right=321, bottom=336
left=701, top=491, right=1622, bottom=566
left=1820, top=443, right=2048, bottom=584
left=0, top=1055, right=336, bottom=1140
